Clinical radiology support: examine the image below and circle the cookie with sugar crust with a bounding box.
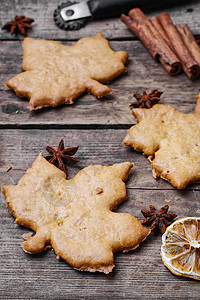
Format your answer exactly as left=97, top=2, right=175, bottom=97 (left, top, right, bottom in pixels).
left=2, top=153, right=149, bottom=274
left=123, top=98, right=200, bottom=189
left=5, top=32, right=128, bottom=110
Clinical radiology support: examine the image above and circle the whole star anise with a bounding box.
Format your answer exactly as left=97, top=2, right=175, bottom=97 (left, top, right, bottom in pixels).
left=141, top=205, right=177, bottom=234
left=129, top=89, right=163, bottom=109
left=2, top=15, right=34, bottom=36
left=45, top=139, right=79, bottom=174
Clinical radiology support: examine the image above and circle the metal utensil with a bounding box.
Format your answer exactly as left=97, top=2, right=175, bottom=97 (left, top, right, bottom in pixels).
left=54, top=0, right=188, bottom=30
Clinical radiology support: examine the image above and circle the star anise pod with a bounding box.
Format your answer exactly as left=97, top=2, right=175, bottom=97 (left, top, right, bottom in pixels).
left=2, top=15, right=34, bottom=36
left=141, top=205, right=177, bottom=234
left=129, top=89, right=163, bottom=109
left=45, top=139, right=79, bottom=174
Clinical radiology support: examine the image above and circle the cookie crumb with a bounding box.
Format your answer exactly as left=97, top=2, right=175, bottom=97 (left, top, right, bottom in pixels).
left=6, top=165, right=12, bottom=172
left=165, top=199, right=171, bottom=203
left=95, top=187, right=103, bottom=194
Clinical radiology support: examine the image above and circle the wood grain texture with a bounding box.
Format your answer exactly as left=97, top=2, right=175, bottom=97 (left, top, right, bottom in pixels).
left=0, top=130, right=199, bottom=300
left=1, top=188, right=200, bottom=300
left=0, top=0, right=200, bottom=41
left=0, top=40, right=200, bottom=127
left=1, top=140, right=200, bottom=299
left=1, top=129, right=200, bottom=191
left=1, top=0, right=200, bottom=298
left=1, top=130, right=200, bottom=299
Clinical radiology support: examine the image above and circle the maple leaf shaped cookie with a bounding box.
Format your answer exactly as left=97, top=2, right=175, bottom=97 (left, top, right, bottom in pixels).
left=2, top=154, right=149, bottom=273
left=123, top=99, right=200, bottom=189
left=5, top=32, right=128, bottom=110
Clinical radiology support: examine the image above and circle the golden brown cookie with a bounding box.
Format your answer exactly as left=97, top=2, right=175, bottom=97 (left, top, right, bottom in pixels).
left=5, top=33, right=128, bottom=110
left=123, top=100, right=200, bottom=189
left=2, top=154, right=149, bottom=273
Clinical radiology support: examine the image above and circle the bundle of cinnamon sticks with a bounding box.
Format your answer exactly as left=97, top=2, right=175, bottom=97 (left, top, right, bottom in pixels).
left=121, top=8, right=200, bottom=80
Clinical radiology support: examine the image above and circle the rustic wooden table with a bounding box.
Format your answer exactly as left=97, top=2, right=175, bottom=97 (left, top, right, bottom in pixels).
left=1, top=1, right=200, bottom=299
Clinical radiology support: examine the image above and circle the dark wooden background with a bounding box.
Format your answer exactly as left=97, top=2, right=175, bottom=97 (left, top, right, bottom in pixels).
left=1, top=0, right=200, bottom=299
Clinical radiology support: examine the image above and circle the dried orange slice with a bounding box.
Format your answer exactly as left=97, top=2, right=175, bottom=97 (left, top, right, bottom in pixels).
left=161, top=217, right=200, bottom=280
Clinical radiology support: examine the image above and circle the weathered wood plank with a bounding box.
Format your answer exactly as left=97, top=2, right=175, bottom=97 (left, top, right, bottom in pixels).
left=1, top=0, right=200, bottom=298
left=1, top=129, right=199, bottom=297
left=1, top=129, right=200, bottom=191
left=1, top=40, right=199, bottom=126
left=0, top=0, right=200, bottom=41
left=1, top=185, right=200, bottom=299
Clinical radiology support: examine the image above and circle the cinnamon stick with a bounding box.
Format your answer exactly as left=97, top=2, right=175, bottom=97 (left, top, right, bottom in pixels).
left=121, top=9, right=182, bottom=76
left=150, top=16, right=172, bottom=49
left=158, top=12, right=200, bottom=80
left=176, top=24, right=200, bottom=65
left=121, top=8, right=200, bottom=80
